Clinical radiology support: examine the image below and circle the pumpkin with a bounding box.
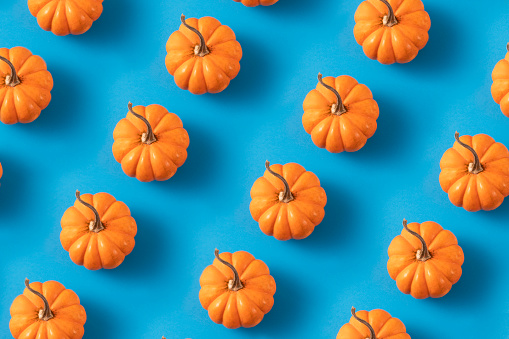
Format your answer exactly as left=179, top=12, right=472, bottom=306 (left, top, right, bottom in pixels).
left=0, top=46, right=53, bottom=124
left=302, top=73, right=379, bottom=153
left=165, top=15, right=242, bottom=94
left=337, top=307, right=409, bottom=339
left=10, top=278, right=86, bottom=338
left=27, top=0, right=103, bottom=36
left=250, top=161, right=327, bottom=240
left=354, top=0, right=431, bottom=64
left=0, top=162, right=3, bottom=182
left=199, top=249, right=276, bottom=329
left=60, top=190, right=137, bottom=270
left=112, top=102, right=190, bottom=182
left=233, top=0, right=278, bottom=6
left=439, top=132, right=509, bottom=211
left=491, top=43, right=509, bottom=117
left=387, top=219, right=464, bottom=299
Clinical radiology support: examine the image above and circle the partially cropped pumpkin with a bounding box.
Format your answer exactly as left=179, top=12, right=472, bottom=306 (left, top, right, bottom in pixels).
left=439, top=132, right=509, bottom=211
left=303, top=73, right=379, bottom=153
left=0, top=46, right=53, bottom=124
left=199, top=249, right=276, bottom=329
left=166, top=15, right=242, bottom=94
left=60, top=190, right=137, bottom=270
left=337, top=307, right=409, bottom=339
left=27, top=0, right=103, bottom=36
left=388, top=219, right=464, bottom=299
left=113, top=102, right=189, bottom=182
left=250, top=161, right=327, bottom=240
left=10, top=279, right=86, bottom=339
left=0, top=162, right=3, bottom=182
left=233, top=0, right=278, bottom=6
left=354, top=0, right=431, bottom=64
left=491, top=43, right=509, bottom=117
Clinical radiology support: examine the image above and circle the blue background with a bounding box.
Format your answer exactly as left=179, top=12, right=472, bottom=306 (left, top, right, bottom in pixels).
left=1, top=0, right=509, bottom=338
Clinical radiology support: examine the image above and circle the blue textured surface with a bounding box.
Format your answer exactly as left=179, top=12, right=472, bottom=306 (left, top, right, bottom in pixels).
left=1, top=0, right=509, bottom=338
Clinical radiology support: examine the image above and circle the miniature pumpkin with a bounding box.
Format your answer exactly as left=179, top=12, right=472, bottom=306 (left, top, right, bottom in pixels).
left=60, top=190, right=137, bottom=270
left=302, top=73, right=379, bottom=153
left=439, top=132, right=509, bottom=211
left=337, top=307, right=409, bottom=339
left=233, top=0, right=278, bottom=6
left=0, top=46, right=53, bottom=124
left=10, top=278, right=86, bottom=338
left=113, top=102, right=189, bottom=182
left=165, top=15, right=242, bottom=94
left=27, top=0, right=103, bottom=36
left=199, top=249, right=276, bottom=329
left=354, top=0, right=431, bottom=64
left=250, top=161, right=327, bottom=240
left=0, top=162, right=3, bottom=181
left=387, top=219, right=464, bottom=299
left=491, top=43, right=509, bottom=117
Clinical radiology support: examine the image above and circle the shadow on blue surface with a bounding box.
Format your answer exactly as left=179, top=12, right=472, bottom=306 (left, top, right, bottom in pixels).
left=0, top=152, right=29, bottom=220
left=270, top=0, right=329, bottom=16
left=82, top=298, right=120, bottom=338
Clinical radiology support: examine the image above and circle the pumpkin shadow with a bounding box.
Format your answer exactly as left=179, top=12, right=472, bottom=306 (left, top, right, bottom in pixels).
left=269, top=0, right=329, bottom=15
left=81, top=298, right=120, bottom=338
left=405, top=322, right=440, bottom=339
left=0, top=153, right=29, bottom=221
left=478, top=198, right=509, bottom=222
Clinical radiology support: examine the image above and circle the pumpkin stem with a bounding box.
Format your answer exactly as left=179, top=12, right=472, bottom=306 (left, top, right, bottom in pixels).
left=24, top=279, right=54, bottom=321
left=402, top=219, right=431, bottom=261
left=0, top=55, right=21, bottom=87
left=181, top=14, right=210, bottom=57
left=265, top=160, right=294, bottom=203
left=76, top=190, right=105, bottom=233
left=128, top=102, right=157, bottom=145
left=351, top=307, right=376, bottom=339
left=506, top=42, right=509, bottom=53
left=454, top=132, right=484, bottom=174
left=317, top=73, right=346, bottom=115
left=380, top=0, right=398, bottom=27
left=214, top=249, right=244, bottom=291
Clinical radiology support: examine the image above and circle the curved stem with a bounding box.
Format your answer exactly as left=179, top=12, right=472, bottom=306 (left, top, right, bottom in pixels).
left=181, top=14, right=210, bottom=57
left=25, top=279, right=54, bottom=321
left=454, top=132, right=483, bottom=174
left=380, top=0, right=398, bottom=27
left=506, top=42, right=509, bottom=53
left=402, top=219, right=431, bottom=261
left=214, top=249, right=244, bottom=291
left=351, top=307, right=376, bottom=339
left=265, top=160, right=294, bottom=203
left=128, top=102, right=157, bottom=145
left=317, top=73, right=346, bottom=115
left=76, top=190, right=105, bottom=233
left=0, top=55, right=21, bottom=87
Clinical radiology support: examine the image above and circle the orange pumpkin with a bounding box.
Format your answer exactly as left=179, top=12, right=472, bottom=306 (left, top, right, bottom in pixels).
left=0, top=46, right=53, bottom=124
left=233, top=0, right=278, bottom=6
left=387, top=219, right=464, bottom=299
left=337, top=307, right=409, bottom=339
left=354, top=0, right=431, bottom=64
left=250, top=161, right=327, bottom=240
left=491, top=43, right=509, bottom=117
left=165, top=15, right=242, bottom=94
left=199, top=249, right=276, bottom=329
left=112, top=102, right=189, bottom=182
left=303, top=73, right=379, bottom=153
left=10, top=278, right=86, bottom=338
left=0, top=162, right=3, bottom=182
left=60, top=190, right=137, bottom=270
left=27, top=0, right=103, bottom=36
left=439, top=132, right=509, bottom=211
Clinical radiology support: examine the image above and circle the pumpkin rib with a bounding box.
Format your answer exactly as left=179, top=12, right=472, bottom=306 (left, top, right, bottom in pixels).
left=67, top=0, right=93, bottom=21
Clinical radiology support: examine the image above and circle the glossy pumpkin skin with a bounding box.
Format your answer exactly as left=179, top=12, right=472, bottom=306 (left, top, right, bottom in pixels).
left=166, top=16, right=242, bottom=94
left=233, top=0, right=278, bottom=6
left=199, top=251, right=276, bottom=329
left=491, top=45, right=509, bottom=117
left=303, top=75, right=379, bottom=153
left=113, top=104, right=190, bottom=182
left=439, top=134, right=509, bottom=212
left=354, top=0, right=431, bottom=64
left=27, top=0, right=103, bottom=36
left=60, top=192, right=137, bottom=270
left=10, top=280, right=86, bottom=338
left=250, top=162, right=327, bottom=240
left=337, top=309, right=409, bottom=339
left=388, top=221, right=464, bottom=299
left=0, top=47, right=53, bottom=124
